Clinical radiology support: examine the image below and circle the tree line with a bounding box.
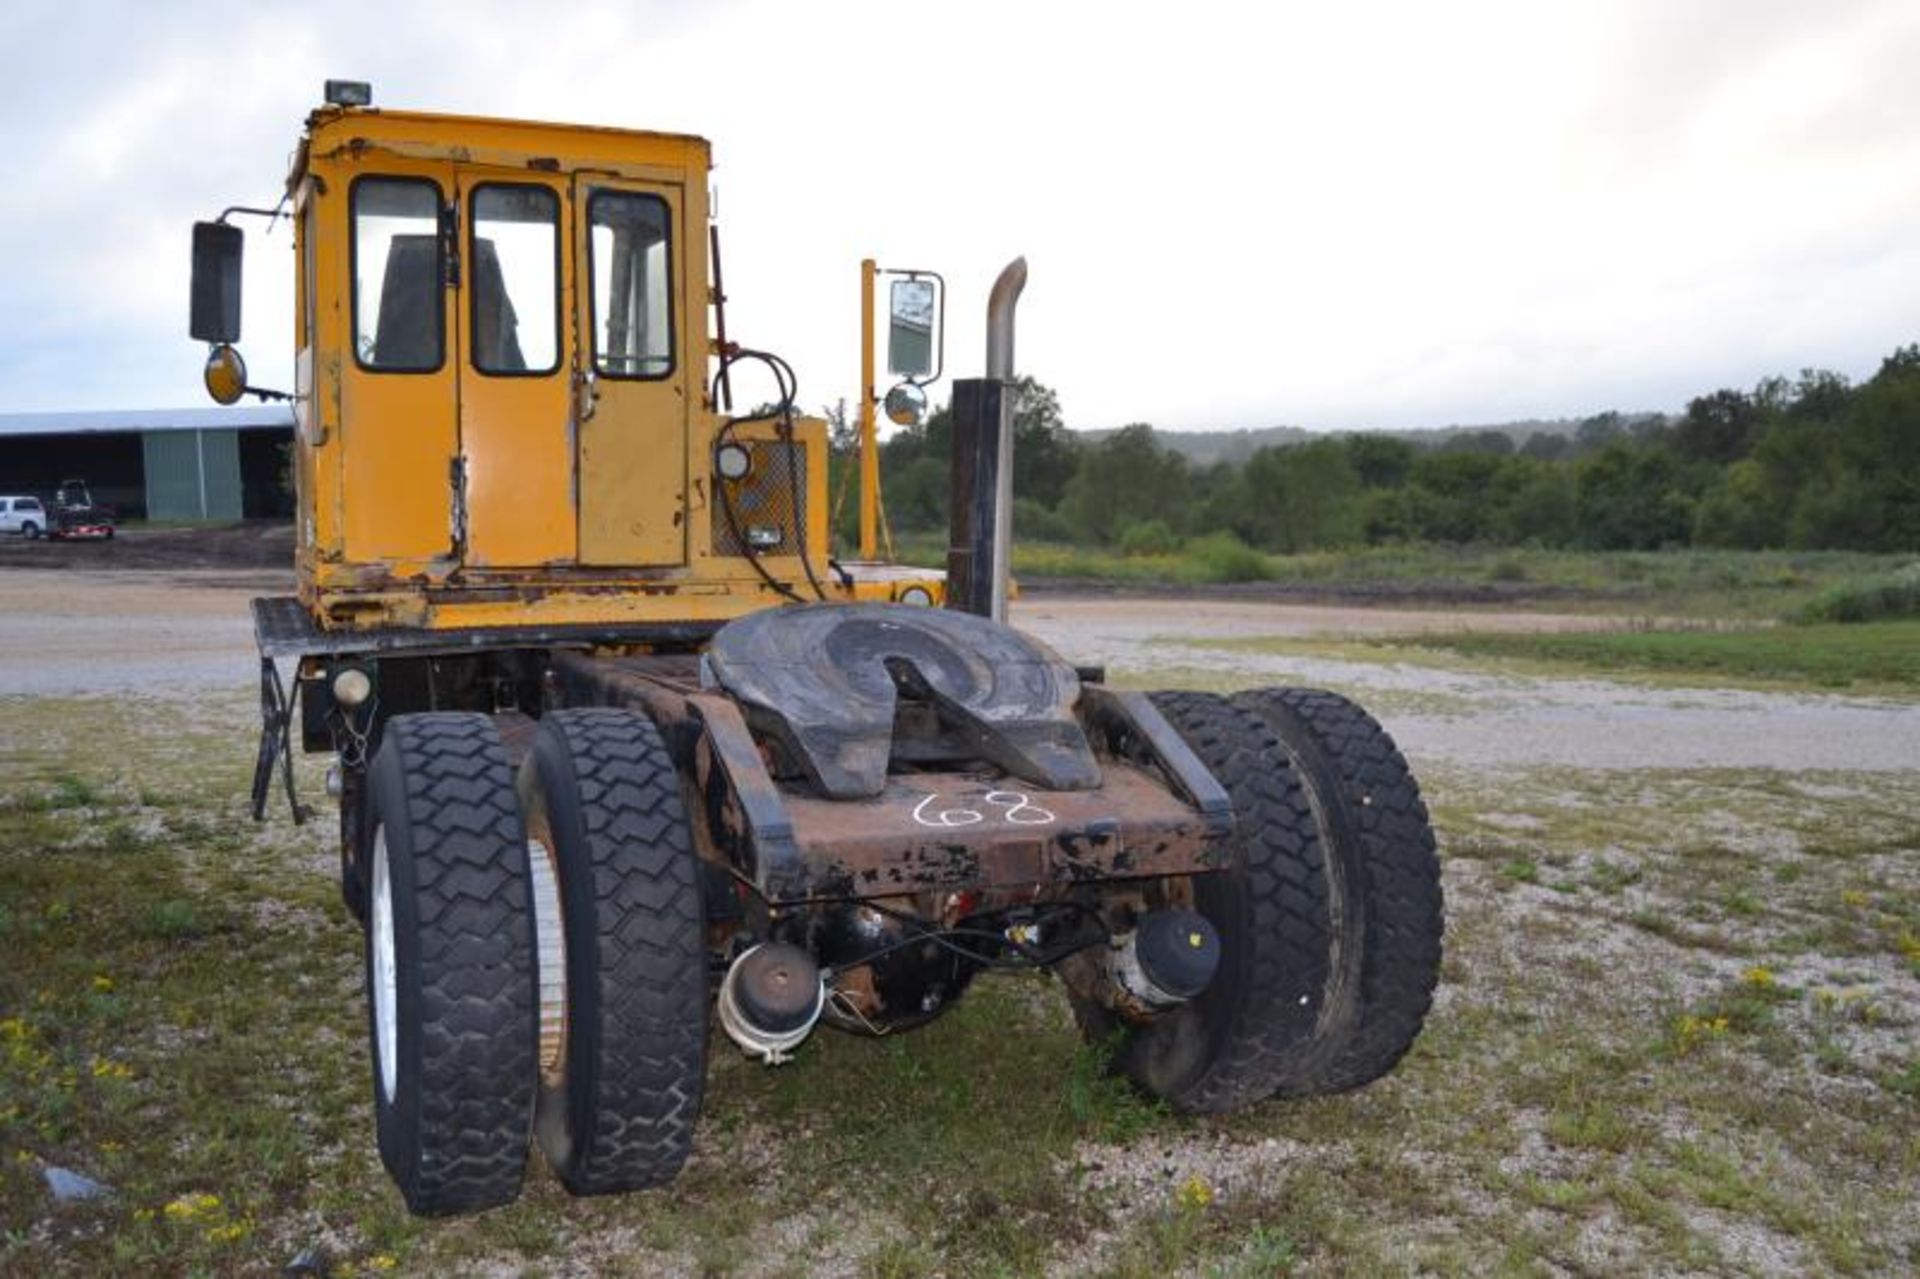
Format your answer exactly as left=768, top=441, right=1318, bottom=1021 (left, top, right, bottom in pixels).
left=838, top=343, right=1920, bottom=555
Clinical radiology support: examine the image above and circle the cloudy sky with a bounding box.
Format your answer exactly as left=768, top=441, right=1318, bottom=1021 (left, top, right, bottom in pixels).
left=3, top=0, right=1917, bottom=433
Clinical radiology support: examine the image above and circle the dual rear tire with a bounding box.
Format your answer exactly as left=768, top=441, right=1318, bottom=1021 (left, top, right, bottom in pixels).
left=1081, top=688, right=1444, bottom=1110
left=359, top=687, right=1440, bottom=1210
left=363, top=709, right=704, bottom=1216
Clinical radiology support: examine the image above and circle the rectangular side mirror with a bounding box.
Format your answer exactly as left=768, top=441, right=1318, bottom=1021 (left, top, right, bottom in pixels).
left=190, top=221, right=244, bottom=343
left=886, top=277, right=939, bottom=380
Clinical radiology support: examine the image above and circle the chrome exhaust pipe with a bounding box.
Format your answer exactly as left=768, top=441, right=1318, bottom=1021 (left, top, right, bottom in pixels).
left=946, top=257, right=1027, bottom=622
left=984, top=258, right=1026, bottom=625
left=985, top=256, right=1026, bottom=381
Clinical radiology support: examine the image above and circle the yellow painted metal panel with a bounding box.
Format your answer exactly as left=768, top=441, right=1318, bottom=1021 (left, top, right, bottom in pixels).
left=335, top=157, right=461, bottom=568
left=574, top=175, right=688, bottom=567
left=303, top=108, right=711, bottom=181
left=457, top=172, right=577, bottom=568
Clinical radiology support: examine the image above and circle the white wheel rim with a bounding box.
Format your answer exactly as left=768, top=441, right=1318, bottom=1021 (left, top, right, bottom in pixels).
left=526, top=835, right=568, bottom=1080
left=371, top=825, right=398, bottom=1104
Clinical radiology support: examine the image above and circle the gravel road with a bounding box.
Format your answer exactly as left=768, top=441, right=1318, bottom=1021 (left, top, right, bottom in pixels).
left=2, top=570, right=1912, bottom=773
left=1016, top=598, right=1920, bottom=774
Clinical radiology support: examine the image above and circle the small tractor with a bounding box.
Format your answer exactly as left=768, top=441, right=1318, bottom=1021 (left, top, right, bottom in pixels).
left=192, top=81, right=1443, bottom=1217
left=49, top=479, right=114, bottom=540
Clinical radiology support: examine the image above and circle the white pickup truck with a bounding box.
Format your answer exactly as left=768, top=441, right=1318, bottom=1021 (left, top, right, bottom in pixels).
left=0, top=495, right=48, bottom=538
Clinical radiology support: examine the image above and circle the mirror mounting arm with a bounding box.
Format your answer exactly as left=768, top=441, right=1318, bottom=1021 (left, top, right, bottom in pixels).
left=217, top=202, right=291, bottom=235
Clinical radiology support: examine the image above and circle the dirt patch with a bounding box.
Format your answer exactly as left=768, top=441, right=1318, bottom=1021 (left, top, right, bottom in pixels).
left=1015, top=594, right=1634, bottom=639
left=1019, top=573, right=1599, bottom=607
left=0, top=522, right=295, bottom=573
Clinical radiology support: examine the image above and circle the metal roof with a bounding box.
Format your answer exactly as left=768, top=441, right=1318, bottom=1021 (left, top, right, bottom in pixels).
left=0, top=406, right=295, bottom=439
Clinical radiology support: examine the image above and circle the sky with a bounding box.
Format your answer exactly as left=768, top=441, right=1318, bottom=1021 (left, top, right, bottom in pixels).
left=2, top=0, right=1918, bottom=434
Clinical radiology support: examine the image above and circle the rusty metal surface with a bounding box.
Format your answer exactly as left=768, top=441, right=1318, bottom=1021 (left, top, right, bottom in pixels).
left=548, top=648, right=1233, bottom=904
left=493, top=711, right=539, bottom=768
left=253, top=595, right=720, bottom=660
left=778, top=763, right=1227, bottom=899
left=1078, top=685, right=1232, bottom=822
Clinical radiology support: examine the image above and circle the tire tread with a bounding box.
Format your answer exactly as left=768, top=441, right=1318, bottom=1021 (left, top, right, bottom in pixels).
left=537, top=709, right=705, bottom=1194
left=378, top=712, right=534, bottom=1217
left=1233, top=688, right=1443, bottom=1092
left=1138, top=692, right=1331, bottom=1111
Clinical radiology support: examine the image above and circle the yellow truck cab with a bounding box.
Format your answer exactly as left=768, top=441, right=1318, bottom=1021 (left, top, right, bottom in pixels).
left=200, top=90, right=936, bottom=634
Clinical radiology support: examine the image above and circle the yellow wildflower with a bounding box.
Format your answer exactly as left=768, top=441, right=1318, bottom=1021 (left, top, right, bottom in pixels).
left=91, top=1057, right=135, bottom=1082
left=91, top=975, right=115, bottom=993
left=1174, top=1173, right=1214, bottom=1211
left=163, top=1192, right=221, bottom=1223
left=1673, top=1013, right=1731, bottom=1055
left=369, top=1254, right=400, bottom=1272
left=1841, top=889, right=1868, bottom=909
left=1741, top=966, right=1775, bottom=990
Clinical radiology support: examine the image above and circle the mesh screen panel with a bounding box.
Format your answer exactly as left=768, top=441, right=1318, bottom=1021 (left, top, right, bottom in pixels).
left=712, top=439, right=807, bottom=557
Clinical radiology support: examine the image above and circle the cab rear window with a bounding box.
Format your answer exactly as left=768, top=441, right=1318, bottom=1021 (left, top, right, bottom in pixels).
left=351, top=178, right=444, bottom=372
left=470, top=185, right=560, bottom=376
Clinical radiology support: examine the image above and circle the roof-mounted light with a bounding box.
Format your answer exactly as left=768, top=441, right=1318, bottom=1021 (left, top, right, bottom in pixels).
left=324, top=80, right=373, bottom=108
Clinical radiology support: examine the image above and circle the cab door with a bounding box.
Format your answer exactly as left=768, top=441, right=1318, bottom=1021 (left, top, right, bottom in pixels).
left=455, top=173, right=575, bottom=568
left=338, top=163, right=461, bottom=566
left=573, top=175, right=689, bottom=567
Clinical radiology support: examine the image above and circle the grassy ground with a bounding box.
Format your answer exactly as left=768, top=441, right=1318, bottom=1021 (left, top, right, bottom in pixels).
left=4, top=673, right=1917, bottom=1276
left=892, top=539, right=1916, bottom=620
left=1385, top=621, right=1920, bottom=691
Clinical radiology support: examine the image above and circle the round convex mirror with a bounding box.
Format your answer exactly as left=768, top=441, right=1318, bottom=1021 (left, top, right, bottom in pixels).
left=883, top=382, right=927, bottom=427
left=203, top=344, right=248, bottom=406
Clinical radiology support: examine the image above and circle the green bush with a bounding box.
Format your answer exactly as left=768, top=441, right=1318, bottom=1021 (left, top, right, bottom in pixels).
left=1488, top=555, right=1530, bottom=583
left=1118, top=519, right=1181, bottom=557
left=1794, top=564, right=1920, bottom=624
left=1188, top=533, right=1274, bottom=583
left=1013, top=498, right=1074, bottom=543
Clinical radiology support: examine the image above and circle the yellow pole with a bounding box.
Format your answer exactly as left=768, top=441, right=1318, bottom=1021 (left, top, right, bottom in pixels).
left=858, top=257, right=878, bottom=560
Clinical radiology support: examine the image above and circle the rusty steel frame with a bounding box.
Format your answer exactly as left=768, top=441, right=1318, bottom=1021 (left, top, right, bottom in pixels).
left=546, top=650, right=1233, bottom=905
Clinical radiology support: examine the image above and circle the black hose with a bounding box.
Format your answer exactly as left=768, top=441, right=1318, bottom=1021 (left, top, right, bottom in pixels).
left=825, top=899, right=1112, bottom=976
left=710, top=348, right=828, bottom=602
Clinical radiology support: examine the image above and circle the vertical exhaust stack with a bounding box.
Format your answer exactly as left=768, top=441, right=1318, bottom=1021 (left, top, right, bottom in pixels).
left=947, top=257, right=1027, bottom=621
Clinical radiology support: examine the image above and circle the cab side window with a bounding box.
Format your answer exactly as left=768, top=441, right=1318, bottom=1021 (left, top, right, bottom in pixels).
left=352, top=178, right=444, bottom=372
